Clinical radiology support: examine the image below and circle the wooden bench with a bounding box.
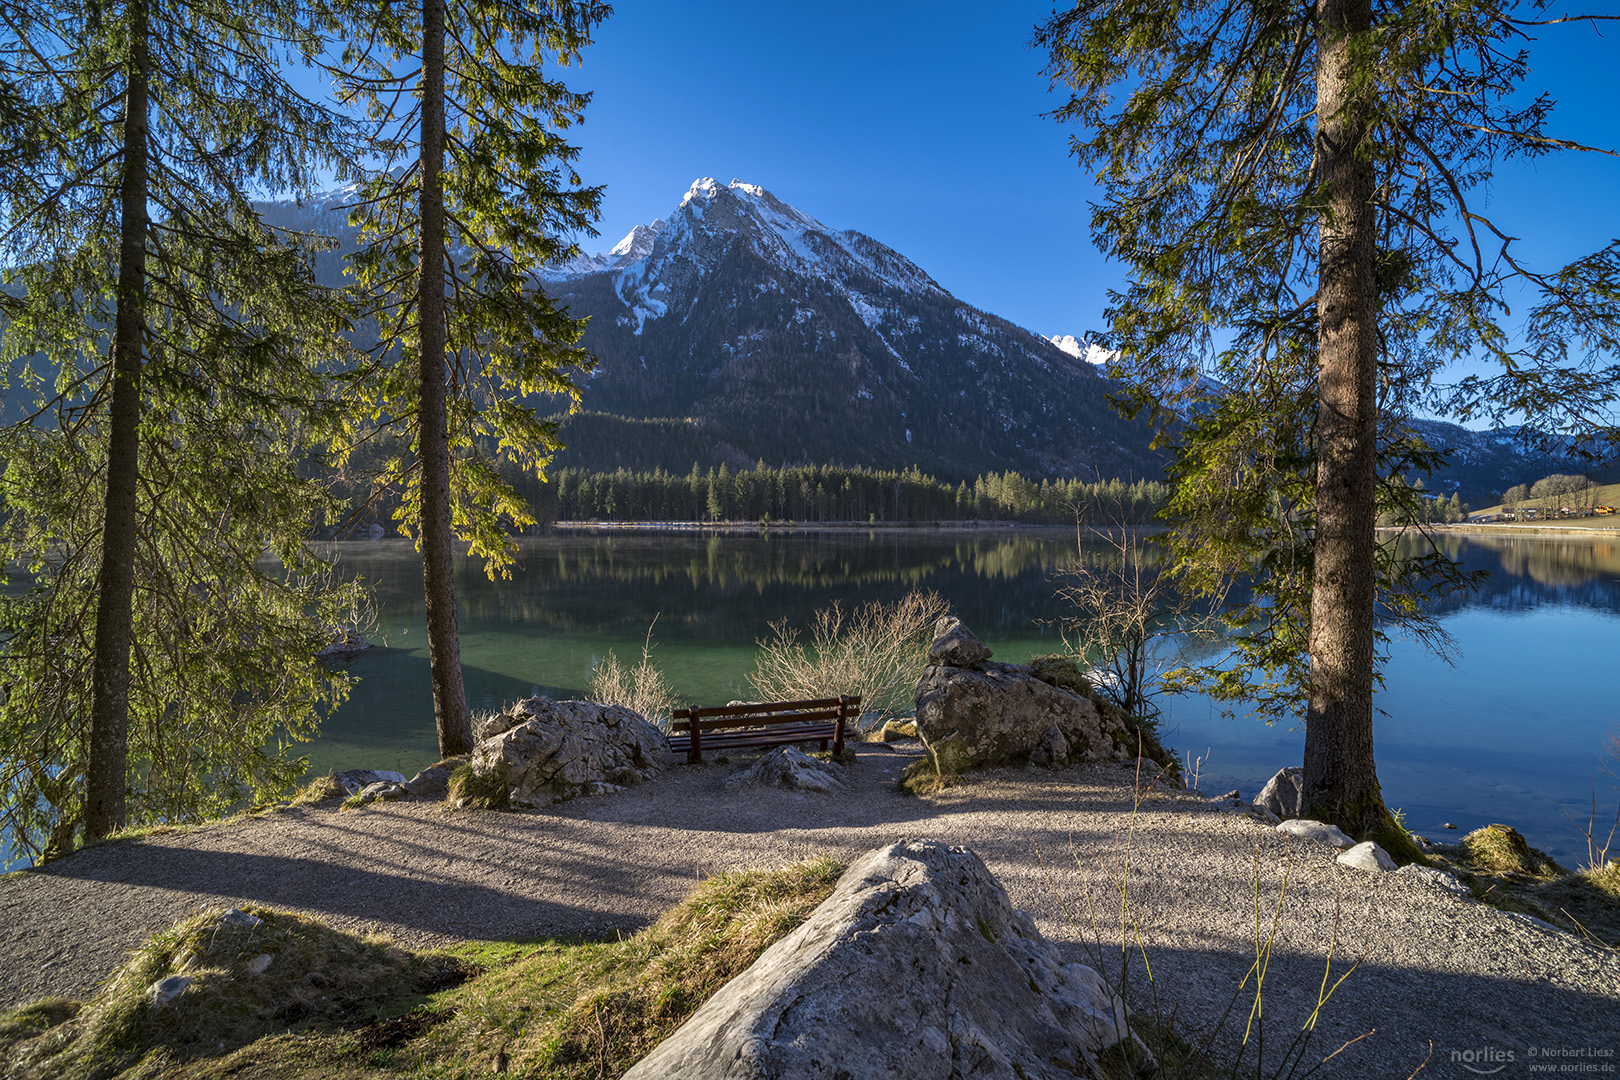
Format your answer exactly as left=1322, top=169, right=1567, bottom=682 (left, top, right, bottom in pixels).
left=669, top=696, right=860, bottom=764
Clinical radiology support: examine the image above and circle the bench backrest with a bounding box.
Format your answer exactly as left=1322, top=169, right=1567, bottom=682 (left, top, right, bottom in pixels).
left=670, top=696, right=861, bottom=734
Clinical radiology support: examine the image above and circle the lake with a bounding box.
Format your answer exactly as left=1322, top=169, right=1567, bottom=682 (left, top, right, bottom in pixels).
left=313, top=527, right=1620, bottom=863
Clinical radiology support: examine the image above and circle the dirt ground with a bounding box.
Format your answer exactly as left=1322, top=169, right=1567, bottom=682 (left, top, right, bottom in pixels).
left=3, top=742, right=1616, bottom=1078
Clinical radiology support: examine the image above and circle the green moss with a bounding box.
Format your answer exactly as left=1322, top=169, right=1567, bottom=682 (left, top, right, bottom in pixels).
left=1461, top=824, right=1566, bottom=880
left=899, top=757, right=960, bottom=796
left=446, top=762, right=509, bottom=809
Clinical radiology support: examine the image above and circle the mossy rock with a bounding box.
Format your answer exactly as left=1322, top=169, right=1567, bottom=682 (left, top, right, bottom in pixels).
left=0, top=907, right=442, bottom=1079
left=1027, top=654, right=1094, bottom=696
left=1462, top=824, right=1566, bottom=881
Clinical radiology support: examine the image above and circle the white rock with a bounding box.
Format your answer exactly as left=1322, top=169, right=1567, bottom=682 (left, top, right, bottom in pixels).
left=467, top=697, right=671, bottom=807
left=1255, top=766, right=1304, bottom=820
left=219, top=908, right=262, bottom=928
left=1336, top=841, right=1397, bottom=872
left=150, top=975, right=191, bottom=1007
left=724, top=745, right=848, bottom=793
left=1276, top=819, right=1354, bottom=849
left=623, top=840, right=1153, bottom=1079
left=246, top=954, right=273, bottom=974
left=334, top=769, right=407, bottom=796
left=1396, top=864, right=1474, bottom=901
left=1223, top=802, right=1282, bottom=826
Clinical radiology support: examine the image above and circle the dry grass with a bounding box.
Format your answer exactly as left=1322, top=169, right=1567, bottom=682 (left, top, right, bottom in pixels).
left=587, top=620, right=683, bottom=731
left=1460, top=824, right=1566, bottom=880
left=748, top=589, right=951, bottom=731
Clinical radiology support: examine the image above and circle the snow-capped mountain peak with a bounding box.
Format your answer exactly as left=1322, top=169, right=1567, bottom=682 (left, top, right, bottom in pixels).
left=608, top=220, right=665, bottom=264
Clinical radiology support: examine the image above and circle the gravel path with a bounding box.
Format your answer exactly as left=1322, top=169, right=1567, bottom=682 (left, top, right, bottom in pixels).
left=3, top=742, right=1616, bottom=1078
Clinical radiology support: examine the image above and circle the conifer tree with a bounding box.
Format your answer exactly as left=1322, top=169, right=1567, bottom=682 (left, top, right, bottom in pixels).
left=331, top=0, right=607, bottom=755
left=1039, top=2, right=1620, bottom=843
left=0, top=0, right=361, bottom=850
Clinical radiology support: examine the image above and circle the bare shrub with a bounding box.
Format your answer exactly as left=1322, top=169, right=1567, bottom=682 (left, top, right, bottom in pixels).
left=588, top=620, right=682, bottom=731
left=748, top=590, right=951, bottom=730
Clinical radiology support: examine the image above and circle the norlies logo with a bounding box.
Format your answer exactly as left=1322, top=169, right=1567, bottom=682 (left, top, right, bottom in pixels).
left=1454, top=1047, right=1516, bottom=1075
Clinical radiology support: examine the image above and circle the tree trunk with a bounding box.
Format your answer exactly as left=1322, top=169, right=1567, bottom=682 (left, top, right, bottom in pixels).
left=417, top=0, right=473, bottom=756
left=85, top=3, right=150, bottom=841
left=1305, top=0, right=1386, bottom=838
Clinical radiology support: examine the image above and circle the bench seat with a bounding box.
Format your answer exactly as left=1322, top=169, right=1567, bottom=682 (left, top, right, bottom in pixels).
left=669, top=696, right=859, bottom=764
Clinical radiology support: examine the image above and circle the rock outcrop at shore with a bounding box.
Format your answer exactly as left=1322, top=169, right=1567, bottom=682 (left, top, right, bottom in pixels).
left=623, top=840, right=1152, bottom=1079
left=912, top=618, right=1133, bottom=774
left=463, top=697, right=671, bottom=807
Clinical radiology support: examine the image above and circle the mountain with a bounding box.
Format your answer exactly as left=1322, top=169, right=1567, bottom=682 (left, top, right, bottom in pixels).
left=247, top=179, right=1596, bottom=500
left=531, top=178, right=1163, bottom=482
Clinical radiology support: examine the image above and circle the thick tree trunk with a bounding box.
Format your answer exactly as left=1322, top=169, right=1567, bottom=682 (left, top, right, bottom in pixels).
left=417, top=0, right=473, bottom=756
left=85, top=6, right=150, bottom=841
left=1305, top=0, right=1387, bottom=838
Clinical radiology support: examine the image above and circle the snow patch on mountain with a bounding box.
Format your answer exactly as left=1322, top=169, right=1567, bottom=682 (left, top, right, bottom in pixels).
left=1048, top=335, right=1115, bottom=367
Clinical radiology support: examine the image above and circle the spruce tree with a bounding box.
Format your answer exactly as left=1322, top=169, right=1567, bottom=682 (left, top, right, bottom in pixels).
left=1039, top=1, right=1620, bottom=842
left=331, top=0, right=607, bottom=755
left=1, top=0, right=362, bottom=851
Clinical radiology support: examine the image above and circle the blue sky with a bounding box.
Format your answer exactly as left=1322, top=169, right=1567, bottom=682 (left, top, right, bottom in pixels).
left=559, top=1, right=1620, bottom=352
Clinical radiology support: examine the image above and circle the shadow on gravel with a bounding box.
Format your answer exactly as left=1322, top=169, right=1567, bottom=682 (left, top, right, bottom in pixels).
left=1048, top=937, right=1620, bottom=1079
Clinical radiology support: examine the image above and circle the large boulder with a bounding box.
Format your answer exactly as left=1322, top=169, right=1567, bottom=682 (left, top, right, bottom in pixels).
left=623, top=840, right=1152, bottom=1079
left=465, top=697, right=671, bottom=808
left=914, top=661, right=1133, bottom=773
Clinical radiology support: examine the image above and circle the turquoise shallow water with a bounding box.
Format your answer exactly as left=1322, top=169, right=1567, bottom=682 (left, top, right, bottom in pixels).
left=313, top=528, right=1620, bottom=862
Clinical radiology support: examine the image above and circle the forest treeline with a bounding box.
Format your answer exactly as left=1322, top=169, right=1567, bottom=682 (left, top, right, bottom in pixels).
left=492, top=463, right=1169, bottom=527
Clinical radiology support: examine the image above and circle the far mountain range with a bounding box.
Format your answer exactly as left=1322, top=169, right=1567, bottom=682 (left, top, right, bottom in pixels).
left=258, top=178, right=1588, bottom=505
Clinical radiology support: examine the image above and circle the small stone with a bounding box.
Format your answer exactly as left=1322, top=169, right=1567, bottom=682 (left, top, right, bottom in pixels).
left=358, top=781, right=408, bottom=804
left=150, top=975, right=192, bottom=1007
left=401, top=764, right=455, bottom=799
left=1336, top=841, right=1397, bottom=872
left=1225, top=802, right=1281, bottom=826
left=1218, top=790, right=1241, bottom=802
left=1443, top=822, right=1458, bottom=830
left=724, top=746, right=847, bottom=793
left=1255, top=767, right=1305, bottom=820
left=334, top=769, right=407, bottom=796
left=219, top=908, right=262, bottom=928
left=877, top=718, right=918, bottom=742
left=246, top=954, right=273, bottom=974
left=1275, top=819, right=1354, bottom=849
left=1397, top=864, right=1474, bottom=901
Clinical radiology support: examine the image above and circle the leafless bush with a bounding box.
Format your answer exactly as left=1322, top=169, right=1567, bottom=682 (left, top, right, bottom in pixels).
left=1055, top=527, right=1209, bottom=724
left=748, top=590, right=951, bottom=730
left=589, top=620, right=682, bottom=731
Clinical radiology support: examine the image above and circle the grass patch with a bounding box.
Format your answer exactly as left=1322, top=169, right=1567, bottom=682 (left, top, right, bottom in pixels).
left=899, top=757, right=960, bottom=796
left=1421, top=827, right=1620, bottom=947
left=1461, top=824, right=1566, bottom=880
left=0, top=857, right=846, bottom=1080
left=445, top=762, right=508, bottom=810
left=0, top=906, right=448, bottom=1079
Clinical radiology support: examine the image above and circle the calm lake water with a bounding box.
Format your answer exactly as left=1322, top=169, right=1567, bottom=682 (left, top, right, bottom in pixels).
left=314, top=528, right=1620, bottom=862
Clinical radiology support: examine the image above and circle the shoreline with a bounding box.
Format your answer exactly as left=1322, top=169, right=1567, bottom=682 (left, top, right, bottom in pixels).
left=1378, top=522, right=1620, bottom=538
